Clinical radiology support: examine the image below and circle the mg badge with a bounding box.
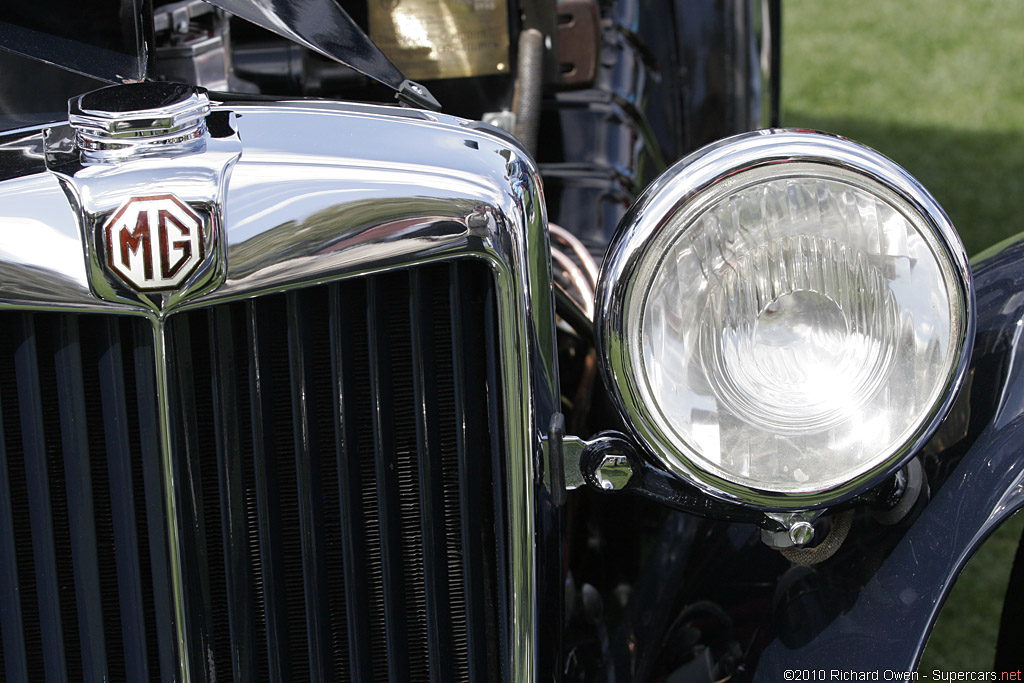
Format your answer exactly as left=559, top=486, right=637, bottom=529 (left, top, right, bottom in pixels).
left=103, top=194, right=207, bottom=292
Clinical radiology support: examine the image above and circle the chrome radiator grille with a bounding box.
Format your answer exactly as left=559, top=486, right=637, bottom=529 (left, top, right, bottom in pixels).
left=0, top=313, right=173, bottom=682
left=0, top=260, right=507, bottom=682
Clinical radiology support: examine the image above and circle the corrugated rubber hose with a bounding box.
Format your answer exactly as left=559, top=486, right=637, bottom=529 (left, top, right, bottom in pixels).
left=513, top=28, right=544, bottom=155
left=780, top=510, right=855, bottom=566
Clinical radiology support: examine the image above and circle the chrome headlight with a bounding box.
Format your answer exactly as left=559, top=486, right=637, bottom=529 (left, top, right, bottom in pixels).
left=596, top=130, right=973, bottom=510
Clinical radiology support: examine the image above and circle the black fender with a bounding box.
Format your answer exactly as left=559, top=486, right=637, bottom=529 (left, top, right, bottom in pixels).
left=750, top=233, right=1024, bottom=675
left=576, top=233, right=1024, bottom=682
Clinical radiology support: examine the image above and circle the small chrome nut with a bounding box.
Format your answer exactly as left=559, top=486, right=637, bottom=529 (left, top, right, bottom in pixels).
left=579, top=433, right=638, bottom=492
left=593, top=453, right=633, bottom=491
left=761, top=511, right=821, bottom=549
left=788, top=521, right=815, bottom=546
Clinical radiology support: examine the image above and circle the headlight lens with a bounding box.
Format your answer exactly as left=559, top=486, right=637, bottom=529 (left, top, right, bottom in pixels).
left=597, top=131, right=973, bottom=509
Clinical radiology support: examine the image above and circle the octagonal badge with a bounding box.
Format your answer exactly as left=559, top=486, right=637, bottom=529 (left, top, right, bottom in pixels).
left=103, top=194, right=208, bottom=292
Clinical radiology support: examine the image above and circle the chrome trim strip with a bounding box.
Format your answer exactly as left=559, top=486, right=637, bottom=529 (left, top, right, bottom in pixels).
left=152, top=320, right=194, bottom=683
left=0, top=100, right=557, bottom=682
left=596, top=128, right=975, bottom=511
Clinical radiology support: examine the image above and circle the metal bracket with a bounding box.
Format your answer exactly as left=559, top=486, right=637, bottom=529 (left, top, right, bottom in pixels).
left=482, top=111, right=518, bottom=135
left=556, top=0, right=601, bottom=87
left=543, top=413, right=637, bottom=503
left=397, top=80, right=442, bottom=112
left=542, top=413, right=836, bottom=533
left=761, top=510, right=826, bottom=549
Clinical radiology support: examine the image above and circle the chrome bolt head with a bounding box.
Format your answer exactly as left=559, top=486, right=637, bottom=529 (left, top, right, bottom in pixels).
left=594, top=453, right=633, bottom=491
left=789, top=521, right=815, bottom=546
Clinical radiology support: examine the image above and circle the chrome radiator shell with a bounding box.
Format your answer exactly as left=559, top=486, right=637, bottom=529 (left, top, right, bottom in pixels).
left=0, top=100, right=557, bottom=683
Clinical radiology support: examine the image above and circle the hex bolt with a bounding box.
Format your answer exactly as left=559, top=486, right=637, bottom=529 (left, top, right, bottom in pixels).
left=789, top=520, right=815, bottom=546
left=467, top=210, right=489, bottom=230
left=593, top=453, right=633, bottom=491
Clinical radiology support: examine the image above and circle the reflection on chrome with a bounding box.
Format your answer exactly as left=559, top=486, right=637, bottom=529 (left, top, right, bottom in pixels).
left=0, top=98, right=556, bottom=683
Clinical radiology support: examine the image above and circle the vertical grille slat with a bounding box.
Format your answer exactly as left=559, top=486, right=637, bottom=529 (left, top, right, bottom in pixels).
left=168, top=313, right=233, bottom=681
left=307, top=286, right=350, bottom=683
left=248, top=294, right=313, bottom=682
left=348, top=278, right=391, bottom=682
left=409, top=266, right=455, bottom=682
left=246, top=299, right=289, bottom=683
left=437, top=273, right=472, bottom=683
left=483, top=278, right=512, bottom=673
left=329, top=280, right=375, bottom=682
left=0, top=312, right=191, bottom=683
left=393, top=275, right=430, bottom=683
left=14, top=314, right=71, bottom=683
left=77, top=319, right=128, bottom=682
left=94, top=318, right=151, bottom=683
left=285, top=290, right=333, bottom=682
left=53, top=316, right=108, bottom=683
left=0, top=260, right=508, bottom=683
left=208, top=305, right=262, bottom=683
left=449, top=265, right=497, bottom=683
left=0, top=377, right=29, bottom=682
left=367, top=276, right=412, bottom=683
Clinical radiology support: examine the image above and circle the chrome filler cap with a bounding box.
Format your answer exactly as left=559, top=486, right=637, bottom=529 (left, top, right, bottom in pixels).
left=69, top=82, right=211, bottom=160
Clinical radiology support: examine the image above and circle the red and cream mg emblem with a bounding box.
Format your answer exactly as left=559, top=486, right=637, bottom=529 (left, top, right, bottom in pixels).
left=103, top=194, right=207, bottom=291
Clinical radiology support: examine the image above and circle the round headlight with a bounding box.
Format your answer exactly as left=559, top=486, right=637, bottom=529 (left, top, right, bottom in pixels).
left=596, top=130, right=973, bottom=510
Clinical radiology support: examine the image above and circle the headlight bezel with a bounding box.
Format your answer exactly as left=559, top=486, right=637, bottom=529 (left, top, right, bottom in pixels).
left=595, top=129, right=974, bottom=511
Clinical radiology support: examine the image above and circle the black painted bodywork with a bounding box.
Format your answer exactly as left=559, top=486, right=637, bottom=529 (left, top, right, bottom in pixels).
left=553, top=237, right=1024, bottom=681
left=750, top=238, right=1024, bottom=675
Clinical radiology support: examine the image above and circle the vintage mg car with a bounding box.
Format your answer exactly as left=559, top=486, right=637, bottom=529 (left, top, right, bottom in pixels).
left=0, top=0, right=1021, bottom=681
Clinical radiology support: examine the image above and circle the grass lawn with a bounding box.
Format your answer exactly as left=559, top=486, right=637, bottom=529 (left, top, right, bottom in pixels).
left=783, top=0, right=1024, bottom=257
left=783, top=0, right=1024, bottom=671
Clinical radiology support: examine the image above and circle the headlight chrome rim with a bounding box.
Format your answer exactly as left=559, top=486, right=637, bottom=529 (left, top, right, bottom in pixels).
left=596, top=129, right=974, bottom=511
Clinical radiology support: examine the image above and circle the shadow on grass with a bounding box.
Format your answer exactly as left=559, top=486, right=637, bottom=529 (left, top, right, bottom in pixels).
left=784, top=112, right=1024, bottom=258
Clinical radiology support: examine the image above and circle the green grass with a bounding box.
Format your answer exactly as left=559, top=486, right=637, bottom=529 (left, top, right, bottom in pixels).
left=783, top=0, right=1024, bottom=257
left=919, top=513, right=1024, bottom=672
left=783, top=0, right=1024, bottom=671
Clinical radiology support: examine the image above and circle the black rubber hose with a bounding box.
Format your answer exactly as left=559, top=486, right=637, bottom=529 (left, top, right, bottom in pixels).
left=513, top=28, right=544, bottom=154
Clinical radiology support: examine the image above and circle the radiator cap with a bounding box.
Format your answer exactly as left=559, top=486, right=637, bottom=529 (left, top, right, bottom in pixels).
left=68, top=82, right=210, bottom=159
